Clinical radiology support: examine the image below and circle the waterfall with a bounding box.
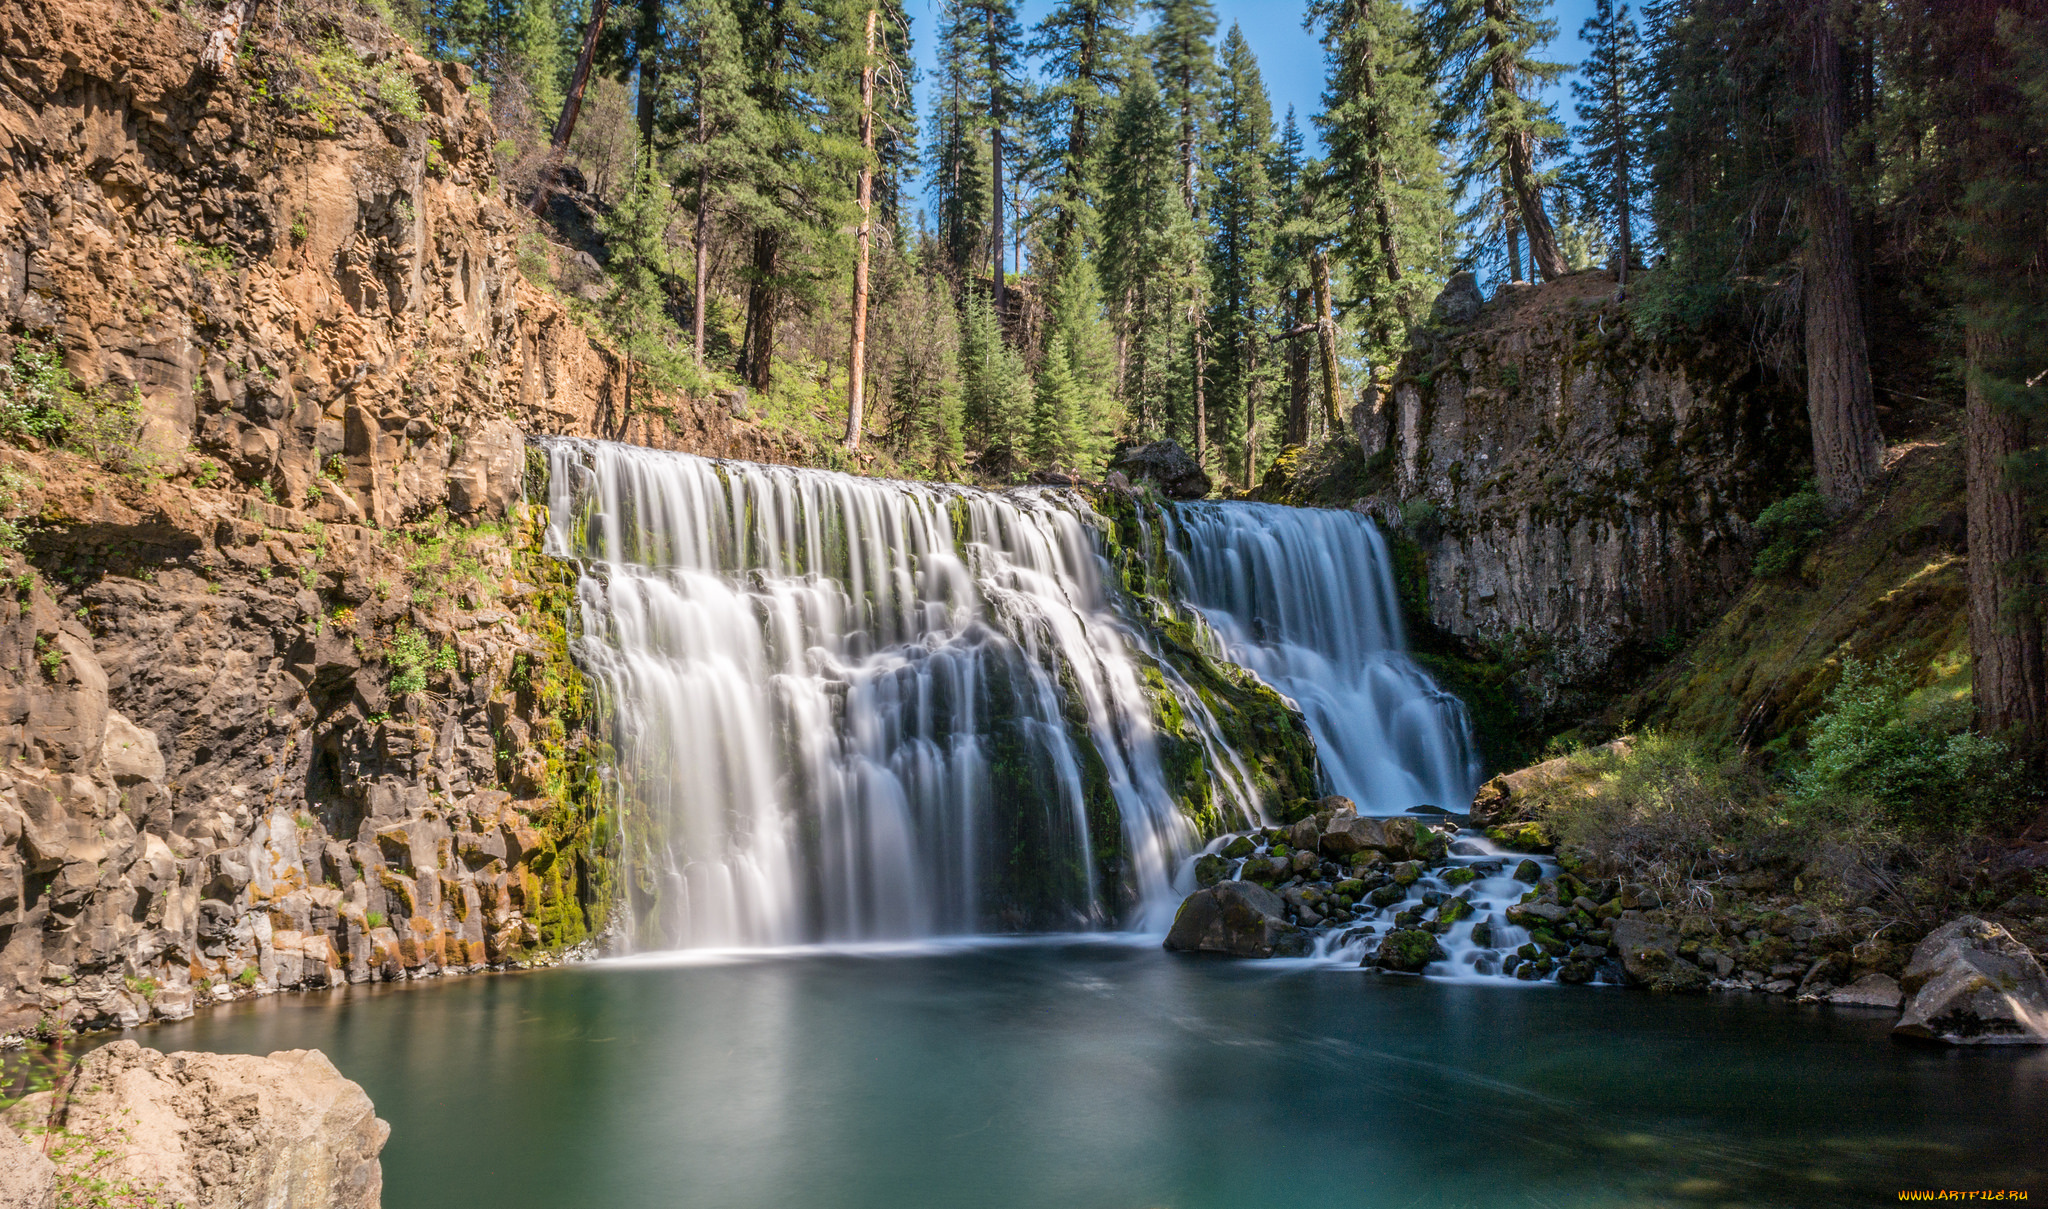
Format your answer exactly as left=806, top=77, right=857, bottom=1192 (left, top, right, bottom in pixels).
left=542, top=440, right=1257, bottom=950
left=1164, top=502, right=1481, bottom=815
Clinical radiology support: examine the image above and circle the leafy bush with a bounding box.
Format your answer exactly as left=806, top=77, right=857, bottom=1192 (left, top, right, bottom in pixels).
left=387, top=627, right=458, bottom=695
left=1399, top=497, right=1445, bottom=541
left=1795, top=657, right=2021, bottom=833
left=1540, top=731, right=1757, bottom=896
left=0, top=340, right=163, bottom=475
left=1751, top=487, right=1828, bottom=578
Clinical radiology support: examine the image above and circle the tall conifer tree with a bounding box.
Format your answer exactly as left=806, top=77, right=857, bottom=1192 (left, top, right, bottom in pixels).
left=1204, top=27, right=1278, bottom=485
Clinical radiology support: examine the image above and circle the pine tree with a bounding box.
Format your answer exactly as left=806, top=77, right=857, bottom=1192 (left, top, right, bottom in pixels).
left=886, top=237, right=968, bottom=476
left=965, top=0, right=1026, bottom=320
left=1204, top=26, right=1278, bottom=486
left=1026, top=0, right=1133, bottom=332
left=1566, top=0, right=1649, bottom=296
left=730, top=0, right=863, bottom=392
left=1313, top=0, right=1451, bottom=385
left=1268, top=107, right=1314, bottom=447
left=596, top=154, right=685, bottom=430
left=1424, top=0, right=1569, bottom=281
left=1031, top=336, right=1085, bottom=468
left=959, top=289, right=1033, bottom=462
left=929, top=0, right=994, bottom=283
left=1144, top=0, right=1218, bottom=465
left=1100, top=62, right=1198, bottom=444
left=666, top=0, right=759, bottom=366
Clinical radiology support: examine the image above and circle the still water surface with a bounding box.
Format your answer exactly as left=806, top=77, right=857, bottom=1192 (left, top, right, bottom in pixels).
left=114, top=938, right=2046, bottom=1208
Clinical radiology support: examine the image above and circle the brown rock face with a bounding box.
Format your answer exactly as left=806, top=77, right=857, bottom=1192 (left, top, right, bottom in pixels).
left=1358, top=273, right=1804, bottom=723
left=5, top=1040, right=385, bottom=1209
left=1163, top=881, right=1311, bottom=959
left=0, top=1125, right=56, bottom=1209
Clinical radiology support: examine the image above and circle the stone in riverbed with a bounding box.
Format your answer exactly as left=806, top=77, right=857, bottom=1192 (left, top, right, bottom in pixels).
left=1828, top=973, right=1904, bottom=1010
left=1192, top=853, right=1231, bottom=888
left=1164, top=881, right=1313, bottom=959
left=1512, top=859, right=1542, bottom=883
left=1893, top=916, right=2048, bottom=1045
left=1611, top=918, right=1710, bottom=994
left=1367, top=928, right=1447, bottom=973
left=1, top=1041, right=385, bottom=1209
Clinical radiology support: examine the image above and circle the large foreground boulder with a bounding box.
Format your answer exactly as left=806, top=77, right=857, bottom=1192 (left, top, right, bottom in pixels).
left=1165, top=880, right=1312, bottom=958
left=3, top=1042, right=387, bottom=1208
left=0, top=1127, right=56, bottom=1209
left=1108, top=440, right=1212, bottom=499
left=1611, top=917, right=1709, bottom=993
left=1893, top=916, right=2048, bottom=1045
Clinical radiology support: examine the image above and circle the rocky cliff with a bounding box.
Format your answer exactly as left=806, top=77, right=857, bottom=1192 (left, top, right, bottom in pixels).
left=0, top=0, right=806, bottom=1034
left=1351, top=272, right=1806, bottom=732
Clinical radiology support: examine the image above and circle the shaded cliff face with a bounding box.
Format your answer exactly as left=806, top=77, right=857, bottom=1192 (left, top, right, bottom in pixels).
left=0, top=0, right=823, bottom=1034
left=1355, top=273, right=1807, bottom=729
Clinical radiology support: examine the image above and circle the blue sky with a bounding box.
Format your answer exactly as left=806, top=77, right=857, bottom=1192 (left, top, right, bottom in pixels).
left=905, top=0, right=1603, bottom=225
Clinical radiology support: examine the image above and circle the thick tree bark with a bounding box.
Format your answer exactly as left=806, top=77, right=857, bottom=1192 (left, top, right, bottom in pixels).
left=1242, top=344, right=1258, bottom=486
left=1192, top=327, right=1207, bottom=463
left=1958, top=0, right=2048, bottom=768
left=1797, top=10, right=1883, bottom=513
left=692, top=158, right=710, bottom=366
left=530, top=0, right=614, bottom=216
left=1967, top=325, right=2048, bottom=761
left=743, top=229, right=779, bottom=392
left=1312, top=249, right=1341, bottom=432
left=845, top=8, right=878, bottom=449
left=1286, top=289, right=1310, bottom=446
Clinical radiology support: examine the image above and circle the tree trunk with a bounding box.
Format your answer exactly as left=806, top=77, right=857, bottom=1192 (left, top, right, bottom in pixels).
left=530, top=0, right=614, bottom=216
left=1484, top=1, right=1565, bottom=280
left=1958, top=0, right=2048, bottom=769
left=1797, top=9, right=1883, bottom=513
left=1312, top=249, right=1341, bottom=431
left=1967, top=325, right=2048, bottom=763
left=845, top=8, right=878, bottom=449
left=1192, top=325, right=1207, bottom=464
left=1286, top=289, right=1309, bottom=446
left=1242, top=343, right=1258, bottom=486
left=743, top=229, right=779, bottom=392
left=1356, top=8, right=1402, bottom=288
left=693, top=156, right=710, bottom=366
left=635, top=0, right=660, bottom=146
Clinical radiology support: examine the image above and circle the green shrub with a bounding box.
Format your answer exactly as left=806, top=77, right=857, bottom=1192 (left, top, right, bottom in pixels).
left=1540, top=731, right=1755, bottom=893
left=387, top=626, right=458, bottom=695
left=1398, top=497, right=1445, bottom=541
left=1795, top=657, right=2020, bottom=833
left=1751, top=488, right=1828, bottom=578
left=0, top=340, right=162, bottom=475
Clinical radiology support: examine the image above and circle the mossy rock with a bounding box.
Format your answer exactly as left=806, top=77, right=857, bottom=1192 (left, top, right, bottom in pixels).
left=1222, top=835, right=1256, bottom=859
left=1193, top=854, right=1231, bottom=888
left=1368, top=883, right=1408, bottom=908
left=1443, top=866, right=1478, bottom=887
left=1370, top=927, right=1447, bottom=973
left=1485, top=822, right=1555, bottom=853
left=1392, top=861, right=1424, bottom=886
left=1435, top=896, right=1475, bottom=927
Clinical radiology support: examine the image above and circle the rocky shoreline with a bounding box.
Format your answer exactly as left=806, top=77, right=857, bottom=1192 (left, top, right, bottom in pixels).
left=1162, top=796, right=2048, bottom=1046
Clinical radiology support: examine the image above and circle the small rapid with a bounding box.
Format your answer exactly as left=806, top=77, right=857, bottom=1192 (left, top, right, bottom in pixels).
left=1163, top=502, right=1481, bottom=815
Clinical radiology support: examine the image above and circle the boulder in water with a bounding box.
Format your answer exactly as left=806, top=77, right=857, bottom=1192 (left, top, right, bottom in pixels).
left=1, top=1040, right=386, bottom=1209
left=1368, top=928, right=1447, bottom=973
left=1108, top=440, right=1212, bottom=499
left=1612, top=918, right=1709, bottom=994
left=1164, top=881, right=1312, bottom=959
left=1893, top=916, right=2048, bottom=1045
left=0, top=1126, right=56, bottom=1209
left=1192, top=853, right=1231, bottom=888
left=1828, top=972, right=1904, bottom=1010
left=1319, top=814, right=1442, bottom=863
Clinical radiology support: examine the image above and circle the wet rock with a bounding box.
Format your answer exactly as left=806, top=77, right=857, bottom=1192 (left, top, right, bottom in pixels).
left=1367, top=883, right=1407, bottom=908
left=1443, top=866, right=1477, bottom=887
left=1391, top=861, right=1423, bottom=887
left=1893, top=916, right=2048, bottom=1045
left=1612, top=917, right=1710, bottom=993
left=1484, top=821, right=1554, bottom=853
left=1108, top=441, right=1211, bottom=499
left=1164, top=881, right=1312, bottom=959
left=1318, top=813, right=1443, bottom=863
left=0, top=1125, right=56, bottom=1209
left=1829, top=973, right=1904, bottom=1010
left=1221, top=835, right=1257, bottom=859
left=1558, top=959, right=1597, bottom=984
left=1435, top=896, right=1474, bottom=927
left=1507, top=901, right=1567, bottom=929
left=1192, top=853, right=1231, bottom=888
left=1512, top=859, right=1542, bottom=883
left=2, top=1041, right=385, bottom=1209
left=1368, top=928, right=1447, bottom=973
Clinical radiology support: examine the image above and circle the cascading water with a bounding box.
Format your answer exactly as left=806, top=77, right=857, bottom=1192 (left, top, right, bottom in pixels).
left=1163, top=502, right=1481, bottom=815
left=542, top=439, right=1260, bottom=950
